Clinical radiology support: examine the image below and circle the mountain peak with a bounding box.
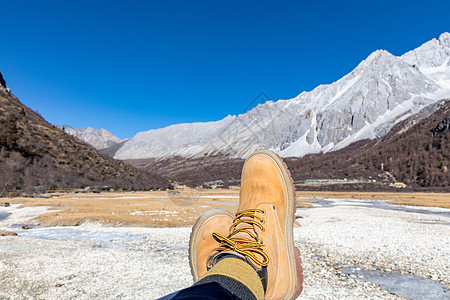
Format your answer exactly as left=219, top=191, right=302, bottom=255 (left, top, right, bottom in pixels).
left=58, top=125, right=124, bottom=150
left=356, top=49, right=396, bottom=70
left=439, top=32, right=450, bottom=47
left=368, top=49, right=392, bottom=58
left=401, top=32, right=450, bottom=68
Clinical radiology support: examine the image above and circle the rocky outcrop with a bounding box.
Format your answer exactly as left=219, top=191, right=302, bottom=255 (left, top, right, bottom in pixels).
left=0, top=230, right=17, bottom=236
left=431, top=116, right=450, bottom=136
left=0, top=71, right=6, bottom=88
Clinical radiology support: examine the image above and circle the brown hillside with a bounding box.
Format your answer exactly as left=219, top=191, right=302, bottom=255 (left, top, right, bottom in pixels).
left=125, top=155, right=244, bottom=188
left=0, top=87, right=171, bottom=196
left=362, top=99, right=449, bottom=188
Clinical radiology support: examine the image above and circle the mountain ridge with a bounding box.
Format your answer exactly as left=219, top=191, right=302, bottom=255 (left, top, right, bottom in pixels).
left=125, top=99, right=449, bottom=190
left=57, top=125, right=126, bottom=150
left=110, top=32, right=450, bottom=160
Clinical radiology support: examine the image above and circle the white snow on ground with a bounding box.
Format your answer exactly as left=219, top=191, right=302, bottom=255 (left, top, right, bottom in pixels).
left=0, top=198, right=449, bottom=299
left=130, top=210, right=179, bottom=216
left=0, top=204, right=55, bottom=228
left=197, top=195, right=239, bottom=199
left=71, top=196, right=168, bottom=200
left=296, top=198, right=450, bottom=299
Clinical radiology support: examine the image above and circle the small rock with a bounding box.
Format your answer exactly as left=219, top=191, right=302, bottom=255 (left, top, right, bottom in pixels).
left=0, top=230, right=18, bottom=236
left=22, top=224, right=31, bottom=230
left=32, top=185, right=47, bottom=194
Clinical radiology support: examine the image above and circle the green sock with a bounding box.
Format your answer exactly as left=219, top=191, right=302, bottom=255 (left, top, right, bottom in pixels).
left=196, top=256, right=264, bottom=300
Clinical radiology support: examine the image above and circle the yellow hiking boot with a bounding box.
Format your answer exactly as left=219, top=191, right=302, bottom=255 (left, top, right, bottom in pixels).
left=209, top=150, right=303, bottom=299
left=189, top=208, right=234, bottom=282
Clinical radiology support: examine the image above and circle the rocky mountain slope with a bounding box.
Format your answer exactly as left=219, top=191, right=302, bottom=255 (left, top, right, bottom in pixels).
left=0, top=86, right=171, bottom=196
left=112, top=32, right=450, bottom=160
left=126, top=99, right=449, bottom=190
left=285, top=99, right=449, bottom=190
left=58, top=125, right=125, bottom=150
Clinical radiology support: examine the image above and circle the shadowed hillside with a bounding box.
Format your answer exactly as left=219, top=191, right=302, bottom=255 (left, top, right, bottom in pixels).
left=125, top=155, right=244, bottom=188
left=362, top=99, right=449, bottom=188
left=0, top=86, right=172, bottom=196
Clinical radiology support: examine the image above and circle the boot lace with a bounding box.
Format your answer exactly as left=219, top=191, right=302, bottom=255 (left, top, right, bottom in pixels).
left=211, top=208, right=269, bottom=267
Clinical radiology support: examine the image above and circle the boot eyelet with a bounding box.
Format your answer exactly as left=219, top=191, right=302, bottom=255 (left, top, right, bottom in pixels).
left=260, top=219, right=265, bottom=224
left=261, top=227, right=265, bottom=232
left=261, top=210, right=266, bottom=215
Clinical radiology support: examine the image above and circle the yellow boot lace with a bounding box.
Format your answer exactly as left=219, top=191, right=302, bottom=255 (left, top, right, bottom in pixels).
left=211, top=209, right=269, bottom=267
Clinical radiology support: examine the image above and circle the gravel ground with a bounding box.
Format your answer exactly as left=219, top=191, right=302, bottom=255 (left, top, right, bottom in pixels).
left=0, top=198, right=449, bottom=299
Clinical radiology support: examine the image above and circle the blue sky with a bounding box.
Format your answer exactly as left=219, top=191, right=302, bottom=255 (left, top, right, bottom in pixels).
left=1, top=0, right=449, bottom=139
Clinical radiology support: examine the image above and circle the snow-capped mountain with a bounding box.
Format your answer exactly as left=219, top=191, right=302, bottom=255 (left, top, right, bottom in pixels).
left=59, top=125, right=125, bottom=150
left=114, top=32, right=450, bottom=160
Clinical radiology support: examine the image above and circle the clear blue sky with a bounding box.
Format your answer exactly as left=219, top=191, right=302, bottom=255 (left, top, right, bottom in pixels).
left=1, top=0, right=449, bottom=139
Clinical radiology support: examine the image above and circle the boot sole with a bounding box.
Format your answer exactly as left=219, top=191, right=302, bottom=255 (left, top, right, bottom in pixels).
left=188, top=208, right=234, bottom=282
left=245, top=150, right=302, bottom=299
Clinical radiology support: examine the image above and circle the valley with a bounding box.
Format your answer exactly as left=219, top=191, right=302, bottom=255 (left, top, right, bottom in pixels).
left=1, top=190, right=448, bottom=228
left=1, top=5, right=449, bottom=300
left=1, top=190, right=449, bottom=299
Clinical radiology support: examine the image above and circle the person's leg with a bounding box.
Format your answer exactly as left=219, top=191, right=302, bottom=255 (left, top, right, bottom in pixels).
left=160, top=208, right=258, bottom=300
left=160, top=209, right=264, bottom=300
left=195, top=254, right=265, bottom=299
left=158, top=150, right=303, bottom=300
left=190, top=208, right=262, bottom=299
left=204, top=150, right=303, bottom=299
left=158, top=282, right=237, bottom=300
left=161, top=255, right=264, bottom=299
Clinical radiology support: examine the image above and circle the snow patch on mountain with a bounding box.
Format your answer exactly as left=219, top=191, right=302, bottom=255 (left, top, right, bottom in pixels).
left=114, top=116, right=236, bottom=159
left=402, top=32, right=450, bottom=98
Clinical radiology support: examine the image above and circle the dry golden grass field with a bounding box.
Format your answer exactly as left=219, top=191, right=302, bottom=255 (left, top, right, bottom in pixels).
left=296, top=191, right=450, bottom=208
left=1, top=190, right=448, bottom=227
